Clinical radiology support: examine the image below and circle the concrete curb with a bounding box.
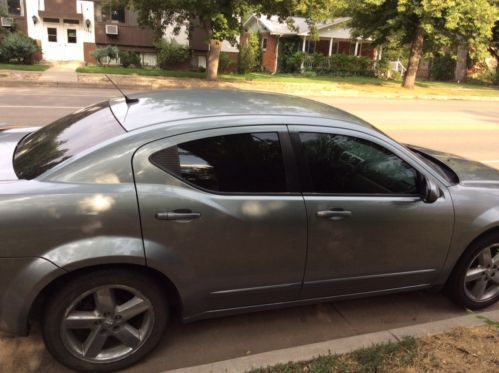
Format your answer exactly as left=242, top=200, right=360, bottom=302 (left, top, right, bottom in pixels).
left=0, top=79, right=151, bottom=90
left=164, top=309, right=499, bottom=373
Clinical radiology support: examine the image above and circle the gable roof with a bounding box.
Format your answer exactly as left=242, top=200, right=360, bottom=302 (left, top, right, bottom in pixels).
left=243, top=15, right=351, bottom=36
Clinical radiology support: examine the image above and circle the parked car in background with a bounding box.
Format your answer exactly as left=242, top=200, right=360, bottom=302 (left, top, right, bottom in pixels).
left=0, top=89, right=498, bottom=371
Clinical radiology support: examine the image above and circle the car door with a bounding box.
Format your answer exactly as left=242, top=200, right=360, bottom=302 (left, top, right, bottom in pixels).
left=133, top=125, right=307, bottom=315
left=288, top=125, right=455, bottom=299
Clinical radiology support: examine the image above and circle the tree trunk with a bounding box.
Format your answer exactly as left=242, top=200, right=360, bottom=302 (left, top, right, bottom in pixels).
left=207, top=39, right=222, bottom=81
left=402, top=25, right=424, bottom=89
left=454, top=44, right=468, bottom=83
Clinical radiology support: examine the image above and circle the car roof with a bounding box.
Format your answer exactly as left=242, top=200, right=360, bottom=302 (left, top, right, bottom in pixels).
left=109, top=89, right=375, bottom=131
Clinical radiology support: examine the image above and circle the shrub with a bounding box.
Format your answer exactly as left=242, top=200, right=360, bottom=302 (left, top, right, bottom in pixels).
left=374, top=57, right=391, bottom=79
left=155, top=39, right=189, bottom=69
left=118, top=50, right=141, bottom=68
left=430, top=54, right=455, bottom=81
left=218, top=52, right=234, bottom=73
left=239, top=32, right=260, bottom=73
left=91, top=45, right=119, bottom=66
left=301, top=53, right=372, bottom=76
left=0, top=32, right=40, bottom=64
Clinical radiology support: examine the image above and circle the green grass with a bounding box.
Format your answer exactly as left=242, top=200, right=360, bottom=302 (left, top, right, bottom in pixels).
left=76, top=65, right=206, bottom=79
left=76, top=64, right=499, bottom=97
left=0, top=63, right=50, bottom=71
left=251, top=337, right=417, bottom=373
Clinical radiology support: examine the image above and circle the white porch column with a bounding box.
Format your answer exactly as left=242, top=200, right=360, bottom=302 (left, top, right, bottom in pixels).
left=354, top=41, right=359, bottom=56
left=328, top=37, right=334, bottom=56
left=302, top=36, right=307, bottom=52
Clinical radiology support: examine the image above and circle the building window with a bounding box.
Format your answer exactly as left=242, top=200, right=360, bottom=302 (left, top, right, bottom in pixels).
left=63, top=19, right=80, bottom=25
left=97, top=3, right=126, bottom=23
left=261, top=37, right=267, bottom=51
left=7, top=0, right=21, bottom=16
left=43, top=18, right=60, bottom=23
left=47, top=28, right=57, bottom=43
left=67, top=29, right=77, bottom=44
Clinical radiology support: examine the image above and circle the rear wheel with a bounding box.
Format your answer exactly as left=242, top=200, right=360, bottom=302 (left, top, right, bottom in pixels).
left=448, top=234, right=499, bottom=309
left=42, top=269, right=168, bottom=372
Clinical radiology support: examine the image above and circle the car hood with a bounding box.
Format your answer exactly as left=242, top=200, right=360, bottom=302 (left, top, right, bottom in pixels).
left=0, top=126, right=36, bottom=181
left=410, top=145, right=499, bottom=187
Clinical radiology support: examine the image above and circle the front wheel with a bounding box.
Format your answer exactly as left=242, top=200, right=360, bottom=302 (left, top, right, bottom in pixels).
left=448, top=234, right=499, bottom=309
left=42, top=269, right=168, bottom=372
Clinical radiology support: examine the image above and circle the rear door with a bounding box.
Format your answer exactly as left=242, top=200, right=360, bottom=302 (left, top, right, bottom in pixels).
left=133, top=126, right=307, bottom=315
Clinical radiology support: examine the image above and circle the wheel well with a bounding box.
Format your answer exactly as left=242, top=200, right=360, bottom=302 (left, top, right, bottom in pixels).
left=28, top=263, right=182, bottom=329
left=446, top=226, right=499, bottom=282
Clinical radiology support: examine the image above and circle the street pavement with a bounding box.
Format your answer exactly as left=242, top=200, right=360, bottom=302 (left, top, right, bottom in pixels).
left=1, top=87, right=498, bottom=167
left=0, top=86, right=498, bottom=372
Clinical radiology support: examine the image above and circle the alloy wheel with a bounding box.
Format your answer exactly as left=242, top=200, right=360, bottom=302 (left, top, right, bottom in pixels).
left=463, top=244, right=499, bottom=302
left=60, top=285, right=154, bottom=363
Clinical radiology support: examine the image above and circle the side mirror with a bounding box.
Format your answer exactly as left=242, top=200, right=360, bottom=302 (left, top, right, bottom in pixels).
left=422, top=179, right=441, bottom=203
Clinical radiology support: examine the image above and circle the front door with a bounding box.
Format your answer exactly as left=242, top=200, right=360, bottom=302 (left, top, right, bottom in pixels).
left=43, top=22, right=82, bottom=61
left=289, top=126, right=454, bottom=298
left=133, top=126, right=307, bottom=316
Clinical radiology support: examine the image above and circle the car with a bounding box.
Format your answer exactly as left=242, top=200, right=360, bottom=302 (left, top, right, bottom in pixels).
left=0, top=89, right=498, bottom=371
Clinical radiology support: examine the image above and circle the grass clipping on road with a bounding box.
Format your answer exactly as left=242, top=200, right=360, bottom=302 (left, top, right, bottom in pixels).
left=251, top=325, right=498, bottom=373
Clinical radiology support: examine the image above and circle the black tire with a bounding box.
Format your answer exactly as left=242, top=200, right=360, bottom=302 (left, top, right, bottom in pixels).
left=448, top=233, right=499, bottom=309
left=42, top=269, right=168, bottom=372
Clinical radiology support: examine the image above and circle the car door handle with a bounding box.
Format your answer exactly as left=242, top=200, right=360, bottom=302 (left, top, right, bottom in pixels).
left=155, top=211, right=201, bottom=221
left=316, top=209, right=352, bottom=220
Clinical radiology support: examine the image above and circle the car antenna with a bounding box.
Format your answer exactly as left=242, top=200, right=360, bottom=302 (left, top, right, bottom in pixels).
left=105, top=74, right=139, bottom=104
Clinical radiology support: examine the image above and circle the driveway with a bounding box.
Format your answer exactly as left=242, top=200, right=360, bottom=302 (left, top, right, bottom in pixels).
left=0, top=87, right=498, bottom=372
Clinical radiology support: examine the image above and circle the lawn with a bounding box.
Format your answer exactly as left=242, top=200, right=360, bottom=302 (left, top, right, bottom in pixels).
left=77, top=65, right=499, bottom=98
left=0, top=63, right=50, bottom=71
left=251, top=325, right=498, bottom=373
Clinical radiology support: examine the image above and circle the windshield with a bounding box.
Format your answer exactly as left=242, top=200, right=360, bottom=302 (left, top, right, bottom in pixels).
left=13, top=102, right=125, bottom=180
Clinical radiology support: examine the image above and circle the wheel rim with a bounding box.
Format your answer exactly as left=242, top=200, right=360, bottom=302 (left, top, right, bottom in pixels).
left=464, top=244, right=499, bottom=303
left=60, top=285, right=154, bottom=363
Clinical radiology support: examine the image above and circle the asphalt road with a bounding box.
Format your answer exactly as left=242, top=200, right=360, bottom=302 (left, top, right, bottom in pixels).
left=0, top=86, right=498, bottom=372
left=1, top=87, right=498, bottom=167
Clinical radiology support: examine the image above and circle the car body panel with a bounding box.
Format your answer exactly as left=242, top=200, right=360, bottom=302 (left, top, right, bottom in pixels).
left=133, top=125, right=308, bottom=317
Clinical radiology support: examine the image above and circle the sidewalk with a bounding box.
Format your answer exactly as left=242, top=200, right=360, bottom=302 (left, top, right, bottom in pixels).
left=38, top=61, right=79, bottom=83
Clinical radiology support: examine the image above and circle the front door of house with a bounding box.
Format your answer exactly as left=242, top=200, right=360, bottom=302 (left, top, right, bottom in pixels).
left=43, top=21, right=83, bottom=61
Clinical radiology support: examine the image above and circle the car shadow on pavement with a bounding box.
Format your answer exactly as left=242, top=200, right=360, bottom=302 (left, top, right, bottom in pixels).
left=1, top=291, right=495, bottom=373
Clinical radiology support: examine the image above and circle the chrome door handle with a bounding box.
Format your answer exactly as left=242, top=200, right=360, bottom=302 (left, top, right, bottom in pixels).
left=316, top=209, right=352, bottom=220
left=155, top=211, right=201, bottom=221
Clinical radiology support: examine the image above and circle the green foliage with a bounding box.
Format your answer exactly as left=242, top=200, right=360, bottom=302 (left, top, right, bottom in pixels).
left=239, top=32, right=260, bottom=73
left=0, top=32, right=40, bottom=64
left=282, top=51, right=306, bottom=73
left=374, top=57, right=391, bottom=78
left=430, top=54, right=455, bottom=81
left=217, top=52, right=234, bottom=73
left=303, top=53, right=373, bottom=76
left=91, top=45, right=119, bottom=66
left=155, top=38, right=189, bottom=69
left=118, top=50, right=141, bottom=68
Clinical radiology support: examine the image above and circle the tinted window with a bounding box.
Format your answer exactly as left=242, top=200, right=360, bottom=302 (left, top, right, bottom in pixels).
left=299, top=133, right=419, bottom=194
left=150, top=133, right=287, bottom=193
left=14, top=103, right=124, bottom=180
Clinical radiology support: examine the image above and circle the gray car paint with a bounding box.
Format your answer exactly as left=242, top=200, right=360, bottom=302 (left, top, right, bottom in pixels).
left=0, top=89, right=498, bottom=336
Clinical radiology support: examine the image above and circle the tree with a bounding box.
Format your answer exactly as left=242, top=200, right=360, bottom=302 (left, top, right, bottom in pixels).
left=488, top=20, right=499, bottom=85
left=129, top=0, right=338, bottom=80
left=343, top=0, right=498, bottom=88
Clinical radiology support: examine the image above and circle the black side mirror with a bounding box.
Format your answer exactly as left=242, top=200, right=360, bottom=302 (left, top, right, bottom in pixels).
left=422, top=179, right=441, bottom=203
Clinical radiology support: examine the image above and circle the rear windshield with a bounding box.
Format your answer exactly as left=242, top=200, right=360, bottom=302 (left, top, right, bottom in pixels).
left=13, top=102, right=125, bottom=180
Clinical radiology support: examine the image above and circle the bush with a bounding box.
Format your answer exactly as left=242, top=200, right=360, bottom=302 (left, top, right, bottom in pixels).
left=239, top=32, right=260, bottom=73
left=374, top=57, right=391, bottom=79
left=91, top=45, right=119, bottom=66
left=155, top=39, right=189, bottom=69
left=0, top=32, right=40, bottom=64
left=430, top=54, right=455, bottom=81
left=284, top=51, right=307, bottom=73
left=118, top=50, right=141, bottom=68
left=218, top=52, right=234, bottom=73
left=301, top=53, right=372, bottom=76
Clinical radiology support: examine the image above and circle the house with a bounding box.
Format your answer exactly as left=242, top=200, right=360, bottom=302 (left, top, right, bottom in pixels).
left=0, top=0, right=238, bottom=68
left=243, top=15, right=376, bottom=73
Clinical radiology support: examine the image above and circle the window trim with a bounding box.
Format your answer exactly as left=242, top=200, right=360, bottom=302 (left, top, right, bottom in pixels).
left=288, top=127, right=430, bottom=198
left=148, top=127, right=301, bottom=196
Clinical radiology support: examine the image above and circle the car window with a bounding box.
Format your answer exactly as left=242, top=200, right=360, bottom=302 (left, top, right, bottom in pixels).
left=150, top=132, right=288, bottom=193
left=13, top=102, right=125, bottom=180
left=299, top=132, right=419, bottom=194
